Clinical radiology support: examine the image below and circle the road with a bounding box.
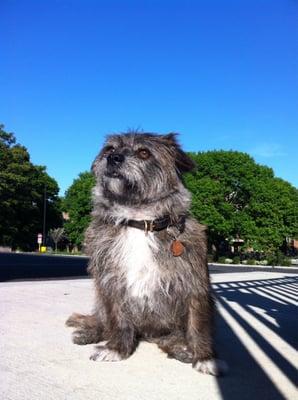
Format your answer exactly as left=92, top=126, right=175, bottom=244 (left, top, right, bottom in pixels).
left=1, top=252, right=298, bottom=281
left=0, top=254, right=297, bottom=400
left=0, top=252, right=89, bottom=280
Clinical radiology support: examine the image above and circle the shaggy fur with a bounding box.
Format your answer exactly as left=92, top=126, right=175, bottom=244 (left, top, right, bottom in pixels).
left=66, top=132, right=226, bottom=376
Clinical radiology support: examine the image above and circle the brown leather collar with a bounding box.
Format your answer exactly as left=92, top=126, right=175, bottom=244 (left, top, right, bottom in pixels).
left=121, top=215, right=186, bottom=234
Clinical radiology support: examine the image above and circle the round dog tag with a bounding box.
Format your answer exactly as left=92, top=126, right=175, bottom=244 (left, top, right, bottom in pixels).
left=171, top=240, right=185, bottom=257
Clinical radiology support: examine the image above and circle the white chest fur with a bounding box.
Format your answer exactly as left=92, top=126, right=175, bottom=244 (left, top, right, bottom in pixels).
left=115, top=228, right=162, bottom=304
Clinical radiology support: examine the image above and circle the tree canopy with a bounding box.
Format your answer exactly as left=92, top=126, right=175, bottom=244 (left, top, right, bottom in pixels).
left=5, top=125, right=293, bottom=257
left=184, top=150, right=298, bottom=254
left=62, top=171, right=95, bottom=247
left=61, top=150, right=298, bottom=256
left=0, top=124, right=62, bottom=250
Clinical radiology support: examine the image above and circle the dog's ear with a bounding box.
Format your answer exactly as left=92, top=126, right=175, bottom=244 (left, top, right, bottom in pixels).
left=175, top=147, right=196, bottom=174
left=91, top=155, right=99, bottom=176
left=162, top=133, right=196, bottom=174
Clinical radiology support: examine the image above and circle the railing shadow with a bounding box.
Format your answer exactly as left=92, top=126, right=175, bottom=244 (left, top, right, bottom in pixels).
left=213, top=276, right=298, bottom=400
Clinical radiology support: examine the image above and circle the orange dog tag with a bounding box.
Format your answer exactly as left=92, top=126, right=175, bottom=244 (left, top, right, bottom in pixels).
left=171, top=240, right=185, bottom=257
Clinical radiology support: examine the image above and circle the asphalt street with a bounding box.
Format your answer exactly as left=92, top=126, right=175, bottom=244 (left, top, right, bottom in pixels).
left=0, top=263, right=297, bottom=400
left=0, top=252, right=89, bottom=280
left=1, top=252, right=298, bottom=281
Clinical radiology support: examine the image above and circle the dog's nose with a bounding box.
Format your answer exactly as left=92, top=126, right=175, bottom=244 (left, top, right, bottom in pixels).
left=107, top=153, right=125, bottom=166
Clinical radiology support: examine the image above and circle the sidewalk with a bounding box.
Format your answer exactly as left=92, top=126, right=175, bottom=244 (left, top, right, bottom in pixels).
left=1, top=271, right=297, bottom=400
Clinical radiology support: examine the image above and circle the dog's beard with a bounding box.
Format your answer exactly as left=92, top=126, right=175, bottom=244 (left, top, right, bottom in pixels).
left=103, top=175, right=124, bottom=194
left=101, top=173, right=142, bottom=205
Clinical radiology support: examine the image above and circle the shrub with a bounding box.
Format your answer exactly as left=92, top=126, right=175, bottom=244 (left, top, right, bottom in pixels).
left=266, top=251, right=288, bottom=266
left=266, top=255, right=274, bottom=266
left=259, top=260, right=268, bottom=266
left=233, top=256, right=241, bottom=264
left=281, top=258, right=291, bottom=267
left=207, top=254, right=214, bottom=263
left=217, top=256, right=226, bottom=264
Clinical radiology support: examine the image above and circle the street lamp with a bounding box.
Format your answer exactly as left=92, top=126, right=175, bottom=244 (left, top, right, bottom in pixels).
left=42, top=185, right=47, bottom=246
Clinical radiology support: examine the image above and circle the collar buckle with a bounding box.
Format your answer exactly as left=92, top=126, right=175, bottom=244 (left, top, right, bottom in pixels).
left=144, top=220, right=155, bottom=235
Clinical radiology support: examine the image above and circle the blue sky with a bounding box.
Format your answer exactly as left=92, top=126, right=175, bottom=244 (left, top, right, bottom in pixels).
left=1, top=0, right=297, bottom=194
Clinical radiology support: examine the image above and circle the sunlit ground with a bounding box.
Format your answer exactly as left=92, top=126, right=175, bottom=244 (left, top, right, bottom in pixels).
left=1, top=271, right=297, bottom=400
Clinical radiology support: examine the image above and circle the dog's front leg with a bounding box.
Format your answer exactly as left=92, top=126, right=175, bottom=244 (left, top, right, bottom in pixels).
left=90, top=308, right=136, bottom=362
left=187, top=295, right=227, bottom=376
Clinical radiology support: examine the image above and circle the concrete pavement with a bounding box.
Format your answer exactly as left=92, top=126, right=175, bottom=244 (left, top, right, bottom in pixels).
left=1, top=271, right=297, bottom=400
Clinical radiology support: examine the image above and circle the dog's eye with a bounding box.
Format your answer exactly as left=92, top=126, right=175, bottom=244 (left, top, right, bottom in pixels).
left=137, top=148, right=151, bottom=160
left=104, top=145, right=115, bottom=154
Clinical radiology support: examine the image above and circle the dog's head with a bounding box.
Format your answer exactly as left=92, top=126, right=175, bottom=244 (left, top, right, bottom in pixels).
left=92, top=132, right=195, bottom=205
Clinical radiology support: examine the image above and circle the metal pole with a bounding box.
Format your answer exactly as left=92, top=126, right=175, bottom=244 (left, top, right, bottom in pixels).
left=42, top=185, right=47, bottom=246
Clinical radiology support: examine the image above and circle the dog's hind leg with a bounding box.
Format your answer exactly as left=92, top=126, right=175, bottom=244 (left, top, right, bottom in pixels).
left=66, top=313, right=103, bottom=345
left=187, top=295, right=228, bottom=376
left=150, top=332, right=193, bottom=363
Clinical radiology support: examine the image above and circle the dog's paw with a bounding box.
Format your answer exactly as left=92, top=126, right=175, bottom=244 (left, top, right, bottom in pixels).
left=167, top=345, right=193, bottom=363
left=193, top=358, right=228, bottom=376
left=72, top=329, right=96, bottom=345
left=90, top=346, right=123, bottom=362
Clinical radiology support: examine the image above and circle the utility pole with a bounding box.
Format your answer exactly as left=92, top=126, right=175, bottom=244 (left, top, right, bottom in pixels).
left=42, top=185, right=47, bottom=246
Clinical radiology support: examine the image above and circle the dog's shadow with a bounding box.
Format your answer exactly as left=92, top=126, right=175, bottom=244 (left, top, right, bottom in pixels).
left=213, top=276, right=298, bottom=400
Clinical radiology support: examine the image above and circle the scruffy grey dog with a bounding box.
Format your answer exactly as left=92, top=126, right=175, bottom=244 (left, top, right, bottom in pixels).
left=66, top=132, right=226, bottom=376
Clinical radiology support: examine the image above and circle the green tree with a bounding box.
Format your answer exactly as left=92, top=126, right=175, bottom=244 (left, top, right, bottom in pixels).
left=60, top=149, right=298, bottom=255
left=184, top=150, right=298, bottom=255
left=0, top=124, right=62, bottom=250
left=62, top=172, right=95, bottom=248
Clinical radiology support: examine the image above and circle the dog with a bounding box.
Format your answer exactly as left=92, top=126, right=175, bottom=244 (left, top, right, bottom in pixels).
left=66, top=132, right=226, bottom=375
